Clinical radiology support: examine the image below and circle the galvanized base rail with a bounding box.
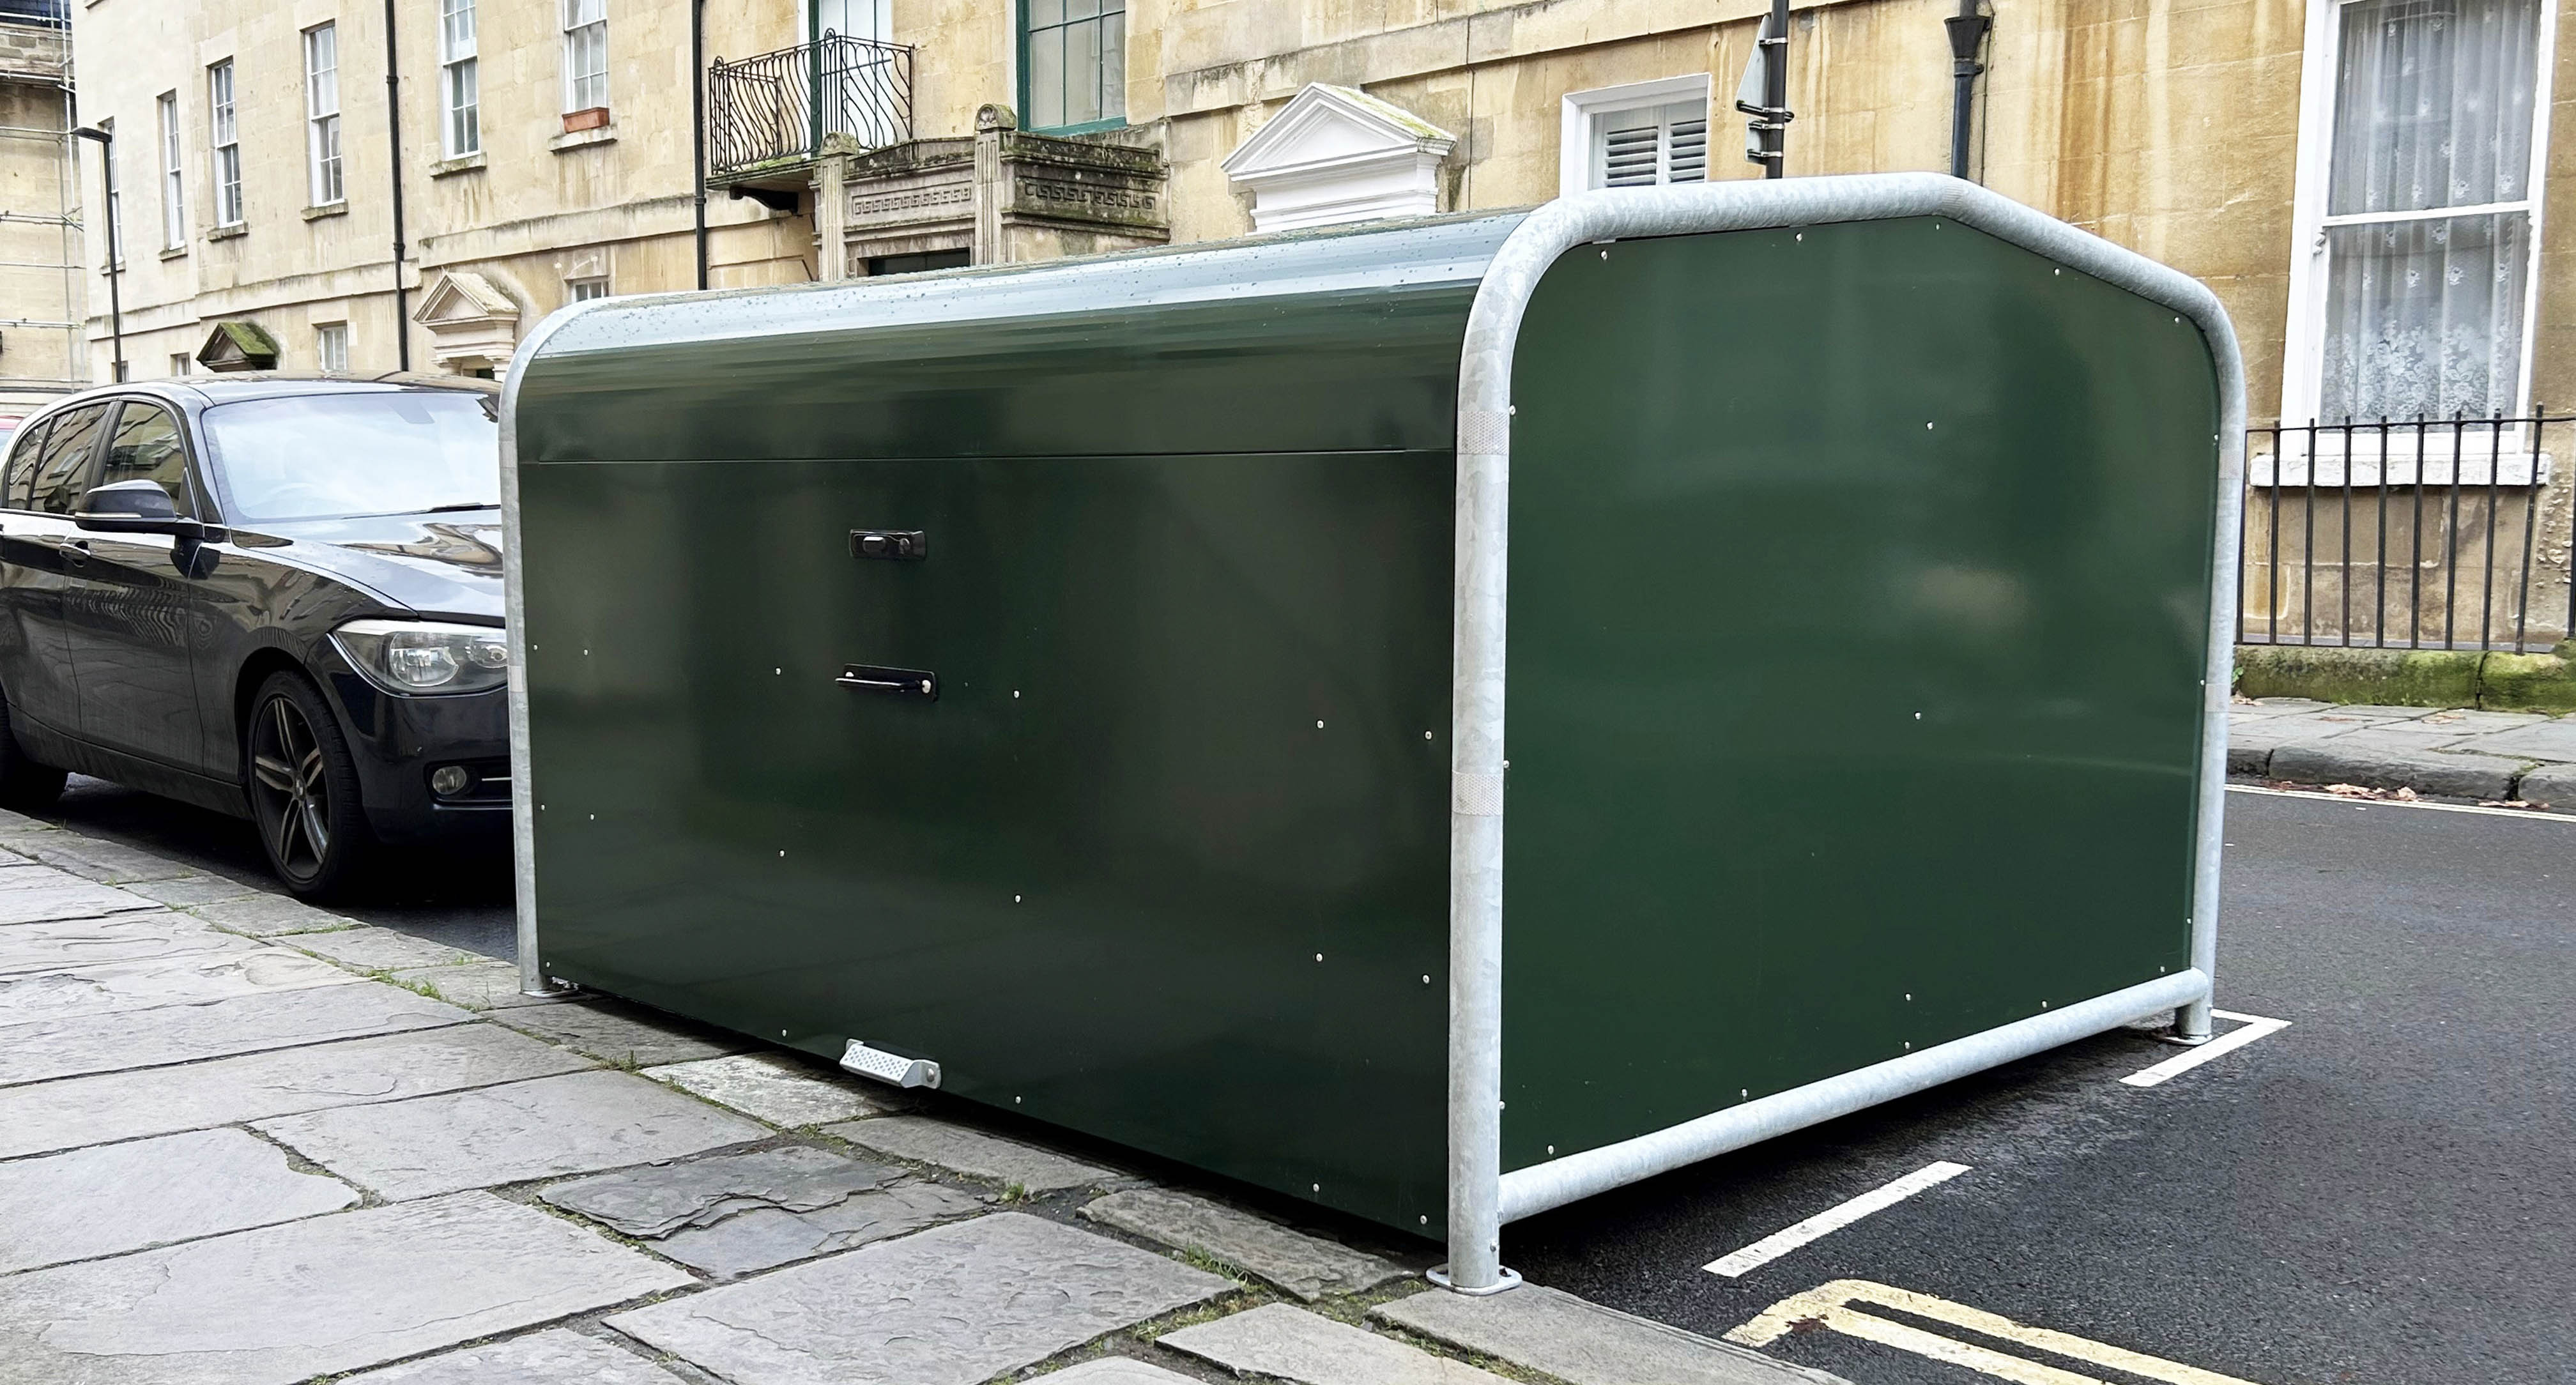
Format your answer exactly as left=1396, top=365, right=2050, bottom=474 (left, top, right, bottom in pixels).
left=1440, top=174, right=2244, bottom=1291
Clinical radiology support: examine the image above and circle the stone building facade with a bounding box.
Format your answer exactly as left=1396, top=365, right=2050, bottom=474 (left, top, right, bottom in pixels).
left=0, top=13, right=75, bottom=409
left=62, top=0, right=2576, bottom=641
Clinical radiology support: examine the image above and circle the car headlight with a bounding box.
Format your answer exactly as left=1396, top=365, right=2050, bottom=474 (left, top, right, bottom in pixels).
left=329, top=619, right=509, bottom=695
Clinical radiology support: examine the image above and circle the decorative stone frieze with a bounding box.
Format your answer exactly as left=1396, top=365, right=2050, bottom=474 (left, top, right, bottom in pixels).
left=825, top=105, right=1167, bottom=279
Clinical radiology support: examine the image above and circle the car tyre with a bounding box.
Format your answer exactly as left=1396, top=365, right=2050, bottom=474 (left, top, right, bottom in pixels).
left=246, top=670, right=374, bottom=899
left=0, top=683, right=66, bottom=811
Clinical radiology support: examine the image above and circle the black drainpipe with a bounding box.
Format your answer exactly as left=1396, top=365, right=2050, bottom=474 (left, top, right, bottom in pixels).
left=692, top=0, right=709, bottom=290
left=1944, top=0, right=1991, bottom=182
left=384, top=0, right=413, bottom=370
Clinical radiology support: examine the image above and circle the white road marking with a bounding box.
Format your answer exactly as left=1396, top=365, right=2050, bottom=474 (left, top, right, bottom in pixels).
left=2120, top=1009, right=2289, bottom=1088
left=2227, top=783, right=2576, bottom=822
left=1703, top=1162, right=1971, bottom=1278
left=1728, top=1280, right=2262, bottom=1384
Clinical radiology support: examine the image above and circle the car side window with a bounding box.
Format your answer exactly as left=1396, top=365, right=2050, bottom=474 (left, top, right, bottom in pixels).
left=26, top=404, right=110, bottom=516
left=98, top=403, right=197, bottom=520
left=3, top=417, right=50, bottom=510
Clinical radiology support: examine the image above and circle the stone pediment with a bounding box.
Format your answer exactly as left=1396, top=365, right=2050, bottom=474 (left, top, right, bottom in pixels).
left=197, top=320, right=280, bottom=372
left=1221, top=85, right=1454, bottom=233
left=413, top=270, right=523, bottom=375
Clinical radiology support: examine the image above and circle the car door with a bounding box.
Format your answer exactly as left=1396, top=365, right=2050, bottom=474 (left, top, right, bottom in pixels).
left=0, top=403, right=109, bottom=737
left=63, top=399, right=209, bottom=769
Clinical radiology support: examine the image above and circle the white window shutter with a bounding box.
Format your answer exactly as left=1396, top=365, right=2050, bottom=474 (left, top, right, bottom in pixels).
left=1593, top=102, right=1711, bottom=188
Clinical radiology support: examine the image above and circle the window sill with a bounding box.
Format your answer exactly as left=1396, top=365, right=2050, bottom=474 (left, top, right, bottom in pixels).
left=1029, top=117, right=1130, bottom=139
left=158, top=245, right=187, bottom=261
left=302, top=202, right=348, bottom=222
left=2252, top=450, right=2556, bottom=489
left=549, top=125, right=616, bottom=153
left=206, top=224, right=246, bottom=242
left=431, top=151, right=487, bottom=178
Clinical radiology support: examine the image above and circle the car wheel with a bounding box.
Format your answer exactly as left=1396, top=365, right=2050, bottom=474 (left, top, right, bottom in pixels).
left=0, top=683, right=66, bottom=811
left=246, top=671, right=374, bottom=899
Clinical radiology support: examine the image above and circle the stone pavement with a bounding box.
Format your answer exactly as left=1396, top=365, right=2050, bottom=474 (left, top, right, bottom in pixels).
left=2228, top=700, right=2576, bottom=806
left=0, top=808, right=1839, bottom=1385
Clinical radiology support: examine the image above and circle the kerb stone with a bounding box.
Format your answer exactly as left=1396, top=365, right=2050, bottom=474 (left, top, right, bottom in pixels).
left=0, top=1191, right=692, bottom=1385
left=2269, top=739, right=2526, bottom=798
left=496, top=997, right=755, bottom=1068
left=608, top=1211, right=1231, bottom=1385
left=1372, top=1283, right=1849, bottom=1385
left=0, top=1128, right=358, bottom=1273
left=1082, top=1187, right=1409, bottom=1299
left=188, top=893, right=360, bottom=937
left=1161, top=1303, right=1511, bottom=1385
left=256, top=1069, right=770, bottom=1199
left=391, top=960, right=567, bottom=1009
left=289, top=927, right=478, bottom=972
left=2515, top=762, right=2576, bottom=806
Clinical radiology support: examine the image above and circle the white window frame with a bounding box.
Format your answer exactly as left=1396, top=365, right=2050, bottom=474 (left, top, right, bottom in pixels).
left=169, top=351, right=192, bottom=377
left=2278, top=0, right=2557, bottom=444
left=305, top=24, right=344, bottom=207
left=441, top=0, right=480, bottom=157
left=316, top=323, right=350, bottom=374
left=209, top=60, right=241, bottom=227
left=566, top=275, right=609, bottom=302
left=1559, top=75, right=1713, bottom=199
left=156, top=92, right=183, bottom=251
left=562, top=0, right=608, bottom=114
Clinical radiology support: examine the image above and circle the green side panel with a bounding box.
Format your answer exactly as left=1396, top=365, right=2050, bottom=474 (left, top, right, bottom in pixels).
left=518, top=451, right=1455, bottom=1232
left=1500, top=217, right=2221, bottom=1172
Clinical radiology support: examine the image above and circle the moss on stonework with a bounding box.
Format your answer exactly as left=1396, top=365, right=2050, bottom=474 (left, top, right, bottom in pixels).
left=2234, top=644, right=2576, bottom=712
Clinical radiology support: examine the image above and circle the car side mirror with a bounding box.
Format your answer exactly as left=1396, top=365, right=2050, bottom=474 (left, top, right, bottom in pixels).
left=75, top=480, right=201, bottom=538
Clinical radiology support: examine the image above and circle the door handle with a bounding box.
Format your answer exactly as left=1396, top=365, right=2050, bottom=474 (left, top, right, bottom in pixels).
left=63, top=539, right=88, bottom=565
left=836, top=664, right=937, bottom=698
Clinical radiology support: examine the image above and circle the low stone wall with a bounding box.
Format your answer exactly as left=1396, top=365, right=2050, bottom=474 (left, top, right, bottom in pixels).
left=2234, top=643, right=2576, bottom=714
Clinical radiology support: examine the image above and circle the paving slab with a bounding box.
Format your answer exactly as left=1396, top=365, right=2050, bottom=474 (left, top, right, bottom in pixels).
left=2413, top=708, right=2553, bottom=733
left=656, top=1179, right=989, bottom=1277
left=392, top=960, right=566, bottom=1009
left=2221, top=712, right=2366, bottom=773
left=1372, top=1283, right=1848, bottom=1385
left=1043, top=1360, right=1206, bottom=1385
left=0, top=979, right=469, bottom=1087
left=288, top=926, right=478, bottom=972
left=541, top=1144, right=903, bottom=1237
left=0, top=947, right=354, bottom=1022
left=1082, top=1187, right=1410, bottom=1300
left=2268, top=738, right=2527, bottom=798
left=119, top=874, right=264, bottom=907
left=1, top=833, right=199, bottom=884
left=257, top=1068, right=770, bottom=1200
left=496, top=996, right=756, bottom=1067
left=342, top=1329, right=693, bottom=1384
left=0, top=877, right=169, bottom=927
left=0, top=1191, right=693, bottom=1385
left=609, top=1211, right=1231, bottom=1385
left=825, top=1114, right=1115, bottom=1191
left=1161, top=1303, right=1509, bottom=1385
left=644, top=1051, right=882, bottom=1126
left=0, top=1128, right=358, bottom=1273
left=2458, top=715, right=2576, bottom=762
left=1039, top=1359, right=1205, bottom=1384
left=187, top=892, right=361, bottom=937
left=0, top=910, right=254, bottom=976
left=0, top=1022, right=593, bottom=1159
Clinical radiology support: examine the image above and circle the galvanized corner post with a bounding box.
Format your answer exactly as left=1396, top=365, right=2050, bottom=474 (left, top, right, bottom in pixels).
left=498, top=306, right=594, bottom=1000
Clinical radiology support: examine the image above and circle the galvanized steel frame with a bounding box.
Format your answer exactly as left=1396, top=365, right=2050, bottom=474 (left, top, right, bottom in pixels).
left=1442, top=172, right=2246, bottom=1290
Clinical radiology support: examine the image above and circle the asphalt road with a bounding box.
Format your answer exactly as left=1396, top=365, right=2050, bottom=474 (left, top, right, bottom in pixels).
left=34, top=773, right=2573, bottom=1380
left=1512, top=786, right=2576, bottom=1385
left=33, top=773, right=518, bottom=958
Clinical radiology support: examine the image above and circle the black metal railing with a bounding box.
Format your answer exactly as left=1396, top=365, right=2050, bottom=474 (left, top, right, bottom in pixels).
left=2241, top=413, right=2573, bottom=653
left=707, top=33, right=912, bottom=178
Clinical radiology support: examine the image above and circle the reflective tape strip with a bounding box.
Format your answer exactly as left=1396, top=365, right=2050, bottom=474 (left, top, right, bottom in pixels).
left=1457, top=409, right=1511, bottom=456
left=1453, top=772, right=1505, bottom=816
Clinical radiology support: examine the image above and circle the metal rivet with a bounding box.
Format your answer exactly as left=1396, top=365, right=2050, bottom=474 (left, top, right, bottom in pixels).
left=1903, top=1041, right=1912, bottom=1050
left=1420, top=1215, right=1429, bottom=1225
left=1740, top=1088, right=1749, bottom=1099
left=1905, top=993, right=1912, bottom=1001
left=1547, top=1145, right=1556, bottom=1155
left=2041, top=1000, right=2050, bottom=1008
left=1313, top=1182, right=1321, bottom=1193
left=1013, top=690, right=1020, bottom=698
left=1422, top=975, right=1431, bottom=984
left=1501, top=758, right=1509, bottom=769
left=1599, top=249, right=1608, bottom=259
left=587, top=813, right=595, bottom=820
left=1913, top=712, right=1922, bottom=720
left=1424, top=731, right=1434, bottom=740
left=1795, top=232, right=1803, bottom=241
left=582, top=648, right=589, bottom=655
left=1316, top=720, right=1324, bottom=729
left=1015, top=894, right=1023, bottom=903
left=1926, top=421, right=1936, bottom=430
left=778, top=850, right=786, bottom=857
left=1315, top=953, right=1324, bottom=962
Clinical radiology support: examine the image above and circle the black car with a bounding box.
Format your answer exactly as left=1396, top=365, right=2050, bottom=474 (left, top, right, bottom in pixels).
left=0, top=375, right=509, bottom=897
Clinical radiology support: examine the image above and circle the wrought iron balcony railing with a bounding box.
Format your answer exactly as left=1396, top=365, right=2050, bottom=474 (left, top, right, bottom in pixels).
left=708, top=34, right=913, bottom=179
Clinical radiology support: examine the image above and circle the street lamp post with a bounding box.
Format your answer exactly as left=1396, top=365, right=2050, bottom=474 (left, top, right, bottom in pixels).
left=72, top=125, right=124, bottom=383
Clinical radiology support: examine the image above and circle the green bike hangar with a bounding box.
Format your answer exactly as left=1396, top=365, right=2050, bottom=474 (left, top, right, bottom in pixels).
left=498, top=172, right=2243, bottom=1292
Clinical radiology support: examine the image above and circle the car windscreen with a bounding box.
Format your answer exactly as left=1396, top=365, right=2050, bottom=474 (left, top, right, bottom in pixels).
left=201, top=392, right=500, bottom=522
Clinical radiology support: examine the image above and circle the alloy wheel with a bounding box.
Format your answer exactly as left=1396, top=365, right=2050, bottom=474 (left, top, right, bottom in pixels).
left=250, top=694, right=332, bottom=879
